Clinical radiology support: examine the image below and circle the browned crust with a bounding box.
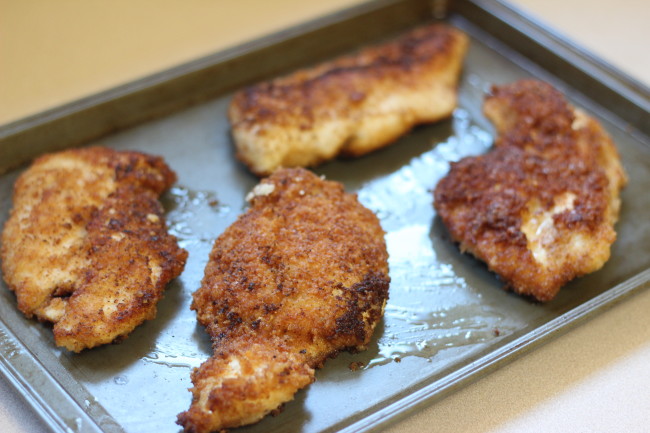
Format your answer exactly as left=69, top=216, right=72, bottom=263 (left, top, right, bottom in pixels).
left=177, top=168, right=389, bottom=432
left=1, top=146, right=188, bottom=351
left=232, top=24, right=464, bottom=128
left=434, top=146, right=610, bottom=299
left=434, top=80, right=626, bottom=301
left=177, top=342, right=315, bottom=433
left=228, top=23, right=469, bottom=175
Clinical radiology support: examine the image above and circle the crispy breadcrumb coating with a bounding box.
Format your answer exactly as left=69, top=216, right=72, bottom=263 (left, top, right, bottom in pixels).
left=229, top=23, right=468, bottom=176
left=434, top=80, right=626, bottom=301
left=177, top=168, right=389, bottom=432
left=1, top=146, right=188, bottom=351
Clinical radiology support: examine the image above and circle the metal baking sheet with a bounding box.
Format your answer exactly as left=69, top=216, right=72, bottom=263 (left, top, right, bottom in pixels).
left=0, top=1, right=649, bottom=432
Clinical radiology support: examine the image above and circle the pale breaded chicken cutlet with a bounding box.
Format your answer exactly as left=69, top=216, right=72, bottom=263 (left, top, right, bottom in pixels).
left=434, top=80, right=627, bottom=302
left=1, top=146, right=188, bottom=352
left=229, top=23, right=469, bottom=176
left=177, top=168, right=389, bottom=432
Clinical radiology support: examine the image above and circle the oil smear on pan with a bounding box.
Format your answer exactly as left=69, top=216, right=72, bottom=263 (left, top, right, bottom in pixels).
left=368, top=225, right=511, bottom=368
left=164, top=186, right=231, bottom=249
left=142, top=340, right=204, bottom=370
left=0, top=328, right=22, bottom=361
left=148, top=186, right=231, bottom=371
left=358, top=108, right=517, bottom=368
left=357, top=108, right=491, bottom=231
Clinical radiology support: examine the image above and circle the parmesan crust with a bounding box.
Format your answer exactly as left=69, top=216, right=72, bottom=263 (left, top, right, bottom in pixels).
left=177, top=168, right=389, bottom=432
left=1, top=147, right=188, bottom=351
left=434, top=80, right=627, bottom=301
left=229, top=24, right=469, bottom=176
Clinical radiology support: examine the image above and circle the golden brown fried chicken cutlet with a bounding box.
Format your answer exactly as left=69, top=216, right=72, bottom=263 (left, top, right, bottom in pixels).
left=434, top=80, right=627, bottom=301
left=1, top=146, right=188, bottom=352
left=177, top=168, right=389, bottom=432
left=229, top=24, right=469, bottom=176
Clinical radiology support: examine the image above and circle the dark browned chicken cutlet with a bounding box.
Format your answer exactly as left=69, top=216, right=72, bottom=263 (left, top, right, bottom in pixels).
left=229, top=23, right=469, bottom=176
left=434, top=80, right=626, bottom=301
left=1, top=146, right=188, bottom=352
left=177, top=168, right=389, bottom=432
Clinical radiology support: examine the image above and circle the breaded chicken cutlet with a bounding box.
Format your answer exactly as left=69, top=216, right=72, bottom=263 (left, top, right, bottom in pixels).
left=1, top=146, right=188, bottom=352
left=229, top=23, right=469, bottom=176
left=177, top=168, right=389, bottom=432
left=434, top=80, right=627, bottom=302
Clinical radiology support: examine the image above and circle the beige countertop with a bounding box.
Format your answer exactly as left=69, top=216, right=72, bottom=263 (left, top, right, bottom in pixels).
left=1, top=0, right=649, bottom=432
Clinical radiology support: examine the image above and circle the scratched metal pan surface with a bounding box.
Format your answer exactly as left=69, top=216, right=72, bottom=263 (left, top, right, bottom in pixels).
left=0, top=0, right=649, bottom=432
